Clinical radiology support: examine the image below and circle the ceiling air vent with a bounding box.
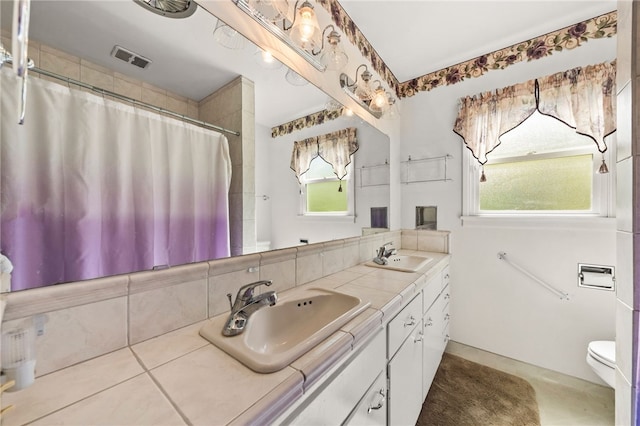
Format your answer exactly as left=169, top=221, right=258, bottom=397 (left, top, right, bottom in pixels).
left=111, top=45, right=152, bottom=69
left=133, top=0, right=197, bottom=19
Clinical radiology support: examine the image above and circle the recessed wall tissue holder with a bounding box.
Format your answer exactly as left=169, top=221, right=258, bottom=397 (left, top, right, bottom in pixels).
left=578, top=263, right=615, bottom=291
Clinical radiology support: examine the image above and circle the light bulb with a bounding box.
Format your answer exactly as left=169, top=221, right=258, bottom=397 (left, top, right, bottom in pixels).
left=254, top=48, right=282, bottom=69
left=372, top=90, right=387, bottom=109
left=344, top=108, right=354, bottom=117
left=290, top=1, right=320, bottom=50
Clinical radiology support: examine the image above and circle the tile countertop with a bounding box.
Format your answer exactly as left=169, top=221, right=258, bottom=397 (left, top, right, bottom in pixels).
left=1, top=251, right=449, bottom=426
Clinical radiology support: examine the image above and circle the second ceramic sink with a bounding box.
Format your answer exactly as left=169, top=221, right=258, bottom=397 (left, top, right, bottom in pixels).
left=365, top=255, right=433, bottom=272
left=200, top=287, right=370, bottom=373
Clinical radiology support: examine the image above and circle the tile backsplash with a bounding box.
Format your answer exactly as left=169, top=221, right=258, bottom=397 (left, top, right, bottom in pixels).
left=0, top=230, right=448, bottom=377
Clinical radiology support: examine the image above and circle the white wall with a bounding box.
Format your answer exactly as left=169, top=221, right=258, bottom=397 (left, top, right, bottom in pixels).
left=256, top=116, right=390, bottom=250
left=399, top=37, right=618, bottom=382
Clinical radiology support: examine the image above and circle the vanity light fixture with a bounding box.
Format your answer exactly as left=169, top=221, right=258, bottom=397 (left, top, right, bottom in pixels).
left=339, top=64, right=396, bottom=119
left=287, top=1, right=321, bottom=52
left=233, top=0, right=326, bottom=72
left=213, top=19, right=246, bottom=50
left=312, top=25, right=348, bottom=71
left=247, top=0, right=289, bottom=23
left=369, top=81, right=389, bottom=113
left=285, top=68, right=309, bottom=86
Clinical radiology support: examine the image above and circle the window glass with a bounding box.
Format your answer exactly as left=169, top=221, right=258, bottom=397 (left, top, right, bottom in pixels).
left=480, top=154, right=593, bottom=211
left=307, top=181, right=347, bottom=212
left=475, top=112, right=605, bottom=215
left=302, top=156, right=352, bottom=214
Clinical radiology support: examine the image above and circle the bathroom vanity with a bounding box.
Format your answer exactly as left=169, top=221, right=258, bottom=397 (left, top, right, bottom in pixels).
left=0, top=231, right=451, bottom=425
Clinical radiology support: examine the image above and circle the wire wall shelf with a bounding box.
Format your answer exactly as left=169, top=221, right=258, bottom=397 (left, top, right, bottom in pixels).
left=358, top=161, right=390, bottom=188
left=400, top=154, right=453, bottom=184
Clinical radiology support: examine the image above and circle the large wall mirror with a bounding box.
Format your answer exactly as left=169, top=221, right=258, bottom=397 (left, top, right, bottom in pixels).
left=0, top=0, right=390, bottom=291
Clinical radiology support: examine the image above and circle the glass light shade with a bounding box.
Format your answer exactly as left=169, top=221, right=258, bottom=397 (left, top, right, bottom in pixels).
left=289, top=1, right=321, bottom=51
left=324, top=97, right=342, bottom=112
left=248, top=0, right=289, bottom=22
left=285, top=68, right=309, bottom=86
left=383, top=96, right=399, bottom=120
left=343, top=108, right=354, bottom=117
left=254, top=49, right=282, bottom=69
left=319, top=31, right=348, bottom=71
left=369, top=88, right=389, bottom=113
left=354, top=71, right=374, bottom=101
left=213, top=20, right=245, bottom=50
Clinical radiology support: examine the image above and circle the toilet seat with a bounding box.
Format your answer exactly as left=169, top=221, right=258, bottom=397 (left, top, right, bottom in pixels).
left=588, top=340, right=615, bottom=369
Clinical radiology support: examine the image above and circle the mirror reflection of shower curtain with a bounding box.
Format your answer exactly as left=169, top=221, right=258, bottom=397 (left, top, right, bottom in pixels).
left=0, top=69, right=232, bottom=290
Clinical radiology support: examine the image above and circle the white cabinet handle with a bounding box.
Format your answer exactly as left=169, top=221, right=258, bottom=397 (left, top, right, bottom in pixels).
left=413, top=332, right=423, bottom=343
left=404, top=315, right=416, bottom=327
left=444, top=293, right=450, bottom=300
left=426, top=318, right=433, bottom=326
left=444, top=334, right=450, bottom=343
left=367, top=389, right=386, bottom=414
left=444, top=314, right=450, bottom=320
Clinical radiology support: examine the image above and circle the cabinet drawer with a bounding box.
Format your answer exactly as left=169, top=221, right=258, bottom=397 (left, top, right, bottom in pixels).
left=387, top=295, right=422, bottom=358
left=422, top=275, right=440, bottom=314
left=344, top=370, right=387, bottom=426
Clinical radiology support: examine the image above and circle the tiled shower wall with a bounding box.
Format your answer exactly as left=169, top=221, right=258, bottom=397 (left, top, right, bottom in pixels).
left=0, top=30, right=200, bottom=120
left=1, top=230, right=449, bottom=377
left=615, top=1, right=637, bottom=424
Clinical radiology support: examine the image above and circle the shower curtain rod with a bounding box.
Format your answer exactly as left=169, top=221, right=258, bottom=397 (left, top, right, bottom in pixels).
left=25, top=66, right=241, bottom=137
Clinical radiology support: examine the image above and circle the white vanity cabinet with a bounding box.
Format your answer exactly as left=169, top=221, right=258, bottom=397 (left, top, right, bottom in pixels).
left=343, top=371, right=388, bottom=425
left=387, top=318, right=424, bottom=425
left=277, top=329, right=386, bottom=425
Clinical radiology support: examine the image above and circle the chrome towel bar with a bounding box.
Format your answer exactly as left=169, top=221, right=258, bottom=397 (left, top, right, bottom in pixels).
left=497, top=252, right=570, bottom=301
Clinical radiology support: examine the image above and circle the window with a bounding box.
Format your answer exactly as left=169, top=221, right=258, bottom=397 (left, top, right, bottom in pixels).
left=464, top=112, right=613, bottom=216
left=300, top=156, right=353, bottom=215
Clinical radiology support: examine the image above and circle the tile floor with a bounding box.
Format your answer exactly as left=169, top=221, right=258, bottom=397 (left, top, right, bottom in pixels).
left=446, top=341, right=615, bottom=426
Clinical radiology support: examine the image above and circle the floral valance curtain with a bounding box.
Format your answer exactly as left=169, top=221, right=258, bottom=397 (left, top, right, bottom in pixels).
left=453, top=61, right=616, bottom=174
left=290, top=127, right=358, bottom=188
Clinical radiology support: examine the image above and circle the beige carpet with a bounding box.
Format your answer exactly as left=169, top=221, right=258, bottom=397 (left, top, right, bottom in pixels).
left=417, top=353, right=541, bottom=426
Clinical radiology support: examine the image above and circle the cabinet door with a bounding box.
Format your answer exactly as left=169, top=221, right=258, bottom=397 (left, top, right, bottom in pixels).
left=422, top=309, right=441, bottom=399
left=344, top=371, right=387, bottom=426
left=388, top=321, right=423, bottom=426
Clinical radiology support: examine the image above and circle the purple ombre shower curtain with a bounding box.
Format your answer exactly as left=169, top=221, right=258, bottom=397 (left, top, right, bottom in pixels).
left=1, top=68, right=232, bottom=290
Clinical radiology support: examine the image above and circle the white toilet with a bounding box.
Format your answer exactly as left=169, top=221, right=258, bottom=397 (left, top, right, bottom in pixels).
left=586, top=340, right=615, bottom=388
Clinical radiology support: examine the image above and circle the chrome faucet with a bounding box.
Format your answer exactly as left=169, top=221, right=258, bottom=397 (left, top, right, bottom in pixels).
left=222, top=280, right=277, bottom=336
left=373, top=242, right=396, bottom=265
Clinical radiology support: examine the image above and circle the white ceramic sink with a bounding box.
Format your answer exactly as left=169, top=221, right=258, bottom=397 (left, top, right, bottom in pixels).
left=200, top=287, right=370, bottom=373
left=365, top=255, right=433, bottom=272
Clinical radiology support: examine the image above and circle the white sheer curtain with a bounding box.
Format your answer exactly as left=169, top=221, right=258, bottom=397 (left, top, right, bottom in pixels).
left=1, top=69, right=232, bottom=290
left=290, top=127, right=358, bottom=183
left=453, top=61, right=616, bottom=178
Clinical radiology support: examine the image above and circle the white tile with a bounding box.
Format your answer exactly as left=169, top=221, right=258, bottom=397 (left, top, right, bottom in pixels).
left=296, top=252, right=323, bottom=286
left=259, top=259, right=296, bottom=293
left=401, top=230, right=418, bottom=250
left=615, top=368, right=631, bottom=426
left=129, top=280, right=207, bottom=344
left=1, top=348, right=143, bottom=426
left=208, top=268, right=261, bottom=317
left=616, top=231, right=633, bottom=308
left=616, top=157, right=632, bottom=232
left=322, top=241, right=345, bottom=276
left=132, top=321, right=209, bottom=370
left=150, top=345, right=300, bottom=425
left=615, top=300, right=633, bottom=382
left=30, top=374, right=185, bottom=426
left=3, top=297, right=128, bottom=376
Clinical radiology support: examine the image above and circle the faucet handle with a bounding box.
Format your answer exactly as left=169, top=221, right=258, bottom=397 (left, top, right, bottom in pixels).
left=237, top=280, right=273, bottom=301
left=226, top=293, right=233, bottom=310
